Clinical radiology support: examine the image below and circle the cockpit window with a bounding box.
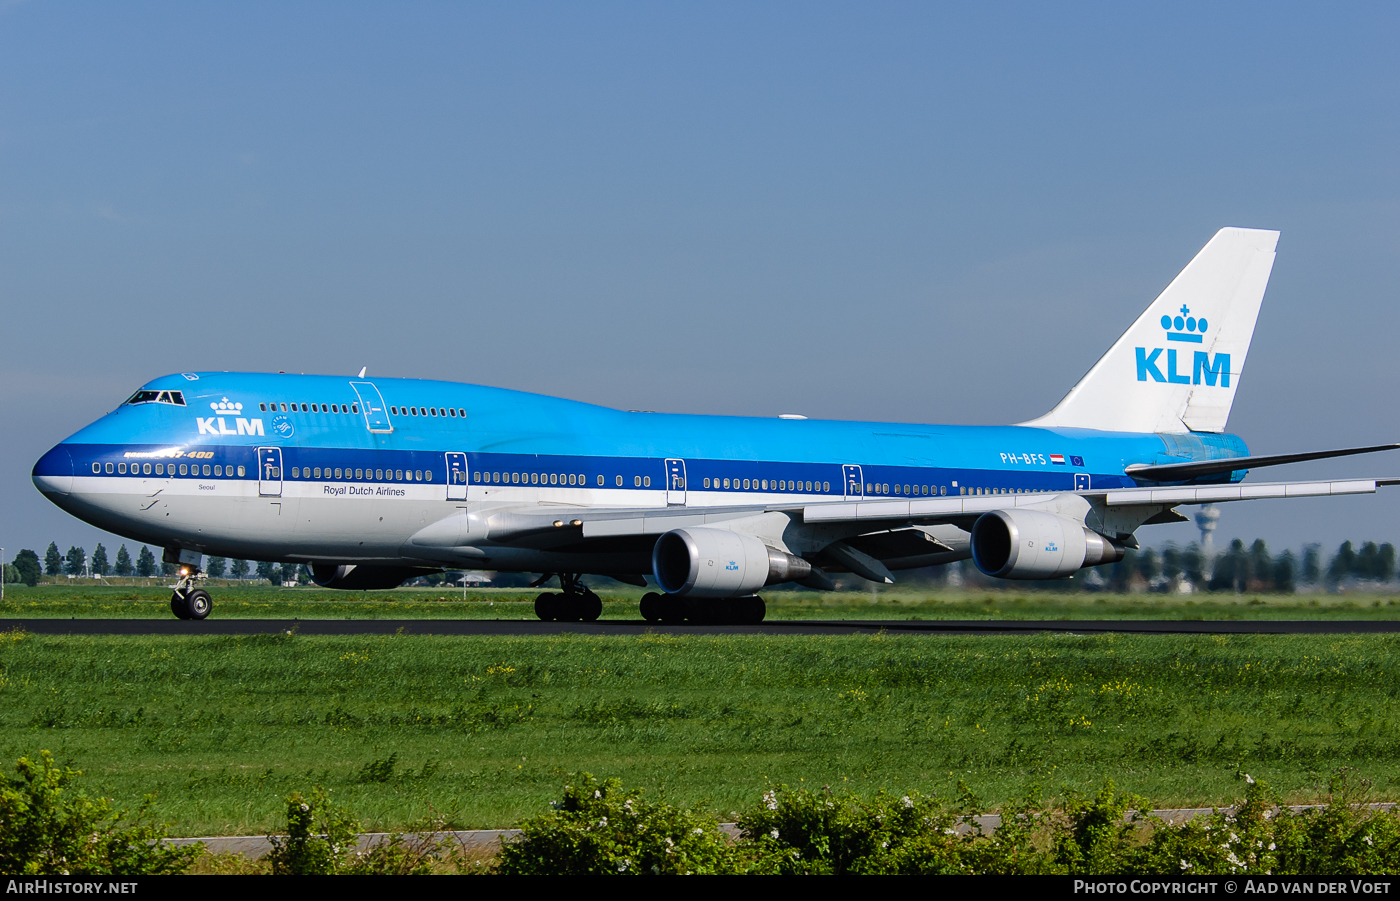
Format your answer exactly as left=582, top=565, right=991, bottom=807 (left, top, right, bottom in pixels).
left=125, top=390, right=187, bottom=407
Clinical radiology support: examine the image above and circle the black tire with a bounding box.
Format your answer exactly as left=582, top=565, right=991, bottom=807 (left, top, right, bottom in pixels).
left=170, top=592, right=192, bottom=620
left=639, top=592, right=664, bottom=622
left=739, top=596, right=766, bottom=625
left=657, top=594, right=685, bottom=624
left=556, top=593, right=583, bottom=623
left=185, top=589, right=212, bottom=620
left=579, top=590, right=603, bottom=622
left=534, top=592, right=558, bottom=621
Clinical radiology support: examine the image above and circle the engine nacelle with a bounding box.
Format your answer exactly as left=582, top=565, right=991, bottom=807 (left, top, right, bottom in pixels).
left=652, top=528, right=811, bottom=597
left=970, top=509, right=1123, bottom=580
left=309, top=564, right=427, bottom=591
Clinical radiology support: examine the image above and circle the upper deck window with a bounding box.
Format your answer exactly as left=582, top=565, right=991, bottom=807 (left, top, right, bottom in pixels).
left=125, top=389, right=186, bottom=407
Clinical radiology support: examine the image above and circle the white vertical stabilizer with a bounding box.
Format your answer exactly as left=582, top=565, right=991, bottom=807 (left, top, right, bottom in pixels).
left=1021, top=227, right=1279, bottom=434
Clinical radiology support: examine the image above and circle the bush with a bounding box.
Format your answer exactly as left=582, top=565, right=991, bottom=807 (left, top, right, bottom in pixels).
left=738, top=785, right=957, bottom=874
left=0, top=752, right=196, bottom=875
left=496, top=773, right=737, bottom=875
left=266, top=786, right=459, bottom=875
left=266, top=787, right=361, bottom=875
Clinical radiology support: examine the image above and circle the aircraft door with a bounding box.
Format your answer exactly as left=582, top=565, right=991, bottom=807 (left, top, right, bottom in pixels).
left=1074, top=473, right=1090, bottom=491
left=350, top=381, right=394, bottom=433
left=257, top=447, right=283, bottom=497
left=843, top=465, right=864, bottom=499
left=445, top=452, right=468, bottom=500
left=665, top=459, right=687, bottom=506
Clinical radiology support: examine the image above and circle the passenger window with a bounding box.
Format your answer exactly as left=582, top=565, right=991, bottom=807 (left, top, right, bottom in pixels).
left=458, top=409, right=466, bottom=417
left=615, top=475, right=623, bottom=486
left=214, top=465, right=222, bottom=476
left=704, top=478, right=711, bottom=488
left=259, top=403, right=267, bottom=411
left=633, top=475, right=641, bottom=487
left=425, top=470, right=432, bottom=481
left=743, top=479, right=750, bottom=490
left=430, top=408, right=437, bottom=417
left=178, top=464, right=187, bottom=475
left=102, top=462, right=112, bottom=474
left=390, top=407, right=397, bottom=415
left=334, top=468, right=342, bottom=478
left=643, top=475, right=650, bottom=487
left=418, top=470, right=425, bottom=481
left=373, top=469, right=381, bottom=480
left=313, top=467, right=321, bottom=478
left=473, top=472, right=480, bottom=482
left=351, top=468, right=360, bottom=479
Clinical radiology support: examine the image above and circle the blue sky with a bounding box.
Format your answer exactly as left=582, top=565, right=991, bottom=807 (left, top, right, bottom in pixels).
left=2, top=2, right=1397, bottom=560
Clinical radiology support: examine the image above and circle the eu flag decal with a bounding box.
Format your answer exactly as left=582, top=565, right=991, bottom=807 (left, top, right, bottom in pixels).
left=1070, top=456, right=1084, bottom=467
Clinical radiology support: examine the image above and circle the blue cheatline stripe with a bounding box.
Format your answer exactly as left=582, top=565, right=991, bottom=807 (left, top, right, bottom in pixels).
left=53, top=443, right=1138, bottom=494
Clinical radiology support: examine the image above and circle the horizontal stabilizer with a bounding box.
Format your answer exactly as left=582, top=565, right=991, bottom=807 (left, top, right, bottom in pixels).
left=1125, top=443, right=1400, bottom=482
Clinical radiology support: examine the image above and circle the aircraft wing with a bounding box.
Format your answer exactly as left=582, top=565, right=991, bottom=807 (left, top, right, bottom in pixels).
left=413, top=477, right=1398, bottom=548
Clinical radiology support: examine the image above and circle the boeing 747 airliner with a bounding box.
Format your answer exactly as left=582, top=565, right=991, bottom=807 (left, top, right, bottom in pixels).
left=31, top=228, right=1398, bottom=622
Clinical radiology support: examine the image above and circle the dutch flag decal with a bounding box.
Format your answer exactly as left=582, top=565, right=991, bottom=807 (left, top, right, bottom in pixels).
left=1050, top=454, right=1065, bottom=465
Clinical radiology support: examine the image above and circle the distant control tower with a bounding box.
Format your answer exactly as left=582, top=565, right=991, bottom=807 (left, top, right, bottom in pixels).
left=1195, top=504, right=1220, bottom=581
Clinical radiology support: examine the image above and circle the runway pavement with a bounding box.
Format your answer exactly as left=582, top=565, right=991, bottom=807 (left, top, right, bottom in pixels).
left=4, top=617, right=1400, bottom=635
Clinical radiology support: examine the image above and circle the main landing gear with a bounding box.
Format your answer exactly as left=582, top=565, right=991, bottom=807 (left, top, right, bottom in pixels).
left=170, top=567, right=212, bottom=621
left=639, top=592, right=766, bottom=625
left=533, top=573, right=603, bottom=622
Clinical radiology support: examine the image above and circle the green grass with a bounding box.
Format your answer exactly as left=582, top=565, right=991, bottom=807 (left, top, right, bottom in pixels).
left=4, top=627, right=1400, bottom=836
left=4, top=583, right=1400, bottom=620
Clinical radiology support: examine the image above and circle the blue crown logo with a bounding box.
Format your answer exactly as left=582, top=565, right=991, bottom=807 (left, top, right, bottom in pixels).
left=1160, top=305, right=1206, bottom=343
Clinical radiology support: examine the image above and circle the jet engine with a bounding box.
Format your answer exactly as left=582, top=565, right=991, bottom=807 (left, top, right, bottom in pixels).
left=970, top=509, right=1123, bottom=580
left=309, top=564, right=429, bottom=591
left=652, top=528, right=811, bottom=597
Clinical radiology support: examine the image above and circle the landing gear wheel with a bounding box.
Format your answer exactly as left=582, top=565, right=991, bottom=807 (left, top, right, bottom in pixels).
left=579, top=590, right=603, bottom=622
left=639, top=592, right=664, bottom=622
left=534, top=592, right=560, bottom=621
left=737, top=596, right=766, bottom=625
left=556, top=593, right=583, bottom=623
left=657, top=594, right=685, bottom=624
left=185, top=589, right=212, bottom=620
left=170, top=592, right=192, bottom=620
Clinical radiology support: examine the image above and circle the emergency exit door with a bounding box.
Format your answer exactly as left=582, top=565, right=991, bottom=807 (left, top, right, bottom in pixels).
left=665, top=459, right=687, bottom=505
left=843, top=465, right=864, bottom=499
left=257, top=447, right=283, bottom=497
left=445, top=452, right=468, bottom=500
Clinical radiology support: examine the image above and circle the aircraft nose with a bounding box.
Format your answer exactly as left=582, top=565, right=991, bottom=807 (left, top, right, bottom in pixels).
left=32, top=444, right=73, bottom=498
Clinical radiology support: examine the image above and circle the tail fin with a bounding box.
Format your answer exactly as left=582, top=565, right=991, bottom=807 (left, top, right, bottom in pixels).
left=1021, top=227, right=1279, bottom=434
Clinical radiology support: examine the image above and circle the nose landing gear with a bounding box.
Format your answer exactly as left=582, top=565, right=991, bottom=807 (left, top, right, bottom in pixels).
left=533, top=573, right=603, bottom=622
left=170, top=568, right=212, bottom=620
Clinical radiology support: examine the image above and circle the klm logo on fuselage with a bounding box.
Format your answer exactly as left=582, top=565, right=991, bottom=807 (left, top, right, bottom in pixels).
left=196, top=398, right=264, bottom=436
left=1135, top=305, right=1229, bottom=387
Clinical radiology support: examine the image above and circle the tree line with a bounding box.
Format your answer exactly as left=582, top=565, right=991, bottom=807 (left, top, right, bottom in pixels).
left=3, top=537, right=1398, bottom=592
left=2, top=543, right=304, bottom=587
